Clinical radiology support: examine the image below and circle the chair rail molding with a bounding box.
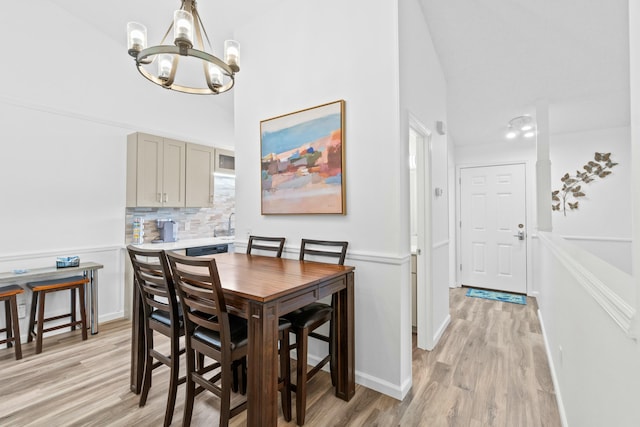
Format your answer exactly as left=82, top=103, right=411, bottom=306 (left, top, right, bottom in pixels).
left=234, top=240, right=412, bottom=266
left=537, top=232, right=636, bottom=338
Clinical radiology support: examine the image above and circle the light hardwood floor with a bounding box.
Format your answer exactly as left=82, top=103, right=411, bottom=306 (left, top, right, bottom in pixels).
left=0, top=288, right=561, bottom=426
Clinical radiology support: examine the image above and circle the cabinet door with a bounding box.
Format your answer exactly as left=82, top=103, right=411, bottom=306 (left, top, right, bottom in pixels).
left=186, top=144, right=215, bottom=207
left=136, top=133, right=164, bottom=207
left=162, top=139, right=186, bottom=207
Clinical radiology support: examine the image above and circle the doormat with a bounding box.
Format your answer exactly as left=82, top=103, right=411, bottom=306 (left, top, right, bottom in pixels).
left=465, top=288, right=526, bottom=305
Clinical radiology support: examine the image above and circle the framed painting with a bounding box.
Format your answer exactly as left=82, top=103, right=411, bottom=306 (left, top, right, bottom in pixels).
left=260, top=100, right=346, bottom=215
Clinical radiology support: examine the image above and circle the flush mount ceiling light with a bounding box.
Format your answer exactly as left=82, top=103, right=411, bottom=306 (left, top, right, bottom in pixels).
left=505, top=115, right=536, bottom=140
left=127, top=0, right=239, bottom=95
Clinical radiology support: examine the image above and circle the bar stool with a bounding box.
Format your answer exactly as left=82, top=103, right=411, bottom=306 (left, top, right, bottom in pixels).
left=166, top=252, right=249, bottom=427
left=27, top=276, right=89, bottom=354
left=0, top=284, right=24, bottom=360
left=127, top=245, right=186, bottom=427
left=284, top=239, right=348, bottom=425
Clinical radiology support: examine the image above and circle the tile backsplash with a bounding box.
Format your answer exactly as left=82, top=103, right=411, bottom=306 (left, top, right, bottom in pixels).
left=125, top=174, right=235, bottom=244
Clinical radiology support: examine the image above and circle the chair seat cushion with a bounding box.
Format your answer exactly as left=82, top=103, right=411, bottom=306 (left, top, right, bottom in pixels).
left=193, top=315, right=248, bottom=350
left=278, top=317, right=292, bottom=331
left=27, top=276, right=88, bottom=291
left=149, top=303, right=184, bottom=328
left=0, top=284, right=24, bottom=298
left=284, top=302, right=332, bottom=329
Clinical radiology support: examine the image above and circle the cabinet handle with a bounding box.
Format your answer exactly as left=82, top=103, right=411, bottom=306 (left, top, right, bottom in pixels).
left=157, top=193, right=161, bottom=202
left=163, top=193, right=168, bottom=202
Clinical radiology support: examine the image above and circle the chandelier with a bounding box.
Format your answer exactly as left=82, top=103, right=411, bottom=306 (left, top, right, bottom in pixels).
left=127, top=0, right=240, bottom=95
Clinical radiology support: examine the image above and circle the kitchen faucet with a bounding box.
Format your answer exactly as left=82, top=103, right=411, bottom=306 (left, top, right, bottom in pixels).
left=228, top=212, right=235, bottom=235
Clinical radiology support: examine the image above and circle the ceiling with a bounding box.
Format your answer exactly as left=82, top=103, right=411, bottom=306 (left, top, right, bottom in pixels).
left=49, top=0, right=630, bottom=147
left=48, top=0, right=286, bottom=115
left=420, top=0, right=630, bottom=145
left=49, top=0, right=283, bottom=44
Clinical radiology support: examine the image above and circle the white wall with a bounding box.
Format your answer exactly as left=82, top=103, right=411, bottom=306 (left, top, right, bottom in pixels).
left=448, top=141, right=457, bottom=287
left=233, top=0, right=422, bottom=399
left=549, top=127, right=632, bottom=272
left=0, top=2, right=235, bottom=146
left=535, top=233, right=638, bottom=427
left=399, top=0, right=451, bottom=351
left=631, top=0, right=640, bottom=331
left=0, top=2, right=235, bottom=327
left=550, top=127, right=631, bottom=236
left=530, top=5, right=640, bottom=425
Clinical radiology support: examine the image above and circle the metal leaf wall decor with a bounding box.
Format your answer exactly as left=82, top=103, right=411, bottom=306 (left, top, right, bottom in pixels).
left=551, top=152, right=618, bottom=216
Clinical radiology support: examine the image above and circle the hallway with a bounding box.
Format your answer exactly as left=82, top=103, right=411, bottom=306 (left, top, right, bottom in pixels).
left=404, top=287, right=561, bottom=426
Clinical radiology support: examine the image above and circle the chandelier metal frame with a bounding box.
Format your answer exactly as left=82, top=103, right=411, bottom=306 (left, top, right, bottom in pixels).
left=127, top=0, right=239, bottom=95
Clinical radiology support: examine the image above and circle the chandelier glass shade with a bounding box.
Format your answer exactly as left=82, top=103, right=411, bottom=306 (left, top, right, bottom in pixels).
left=127, top=0, right=240, bottom=95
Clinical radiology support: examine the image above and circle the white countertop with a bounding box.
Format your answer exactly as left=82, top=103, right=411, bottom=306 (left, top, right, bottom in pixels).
left=131, top=237, right=235, bottom=251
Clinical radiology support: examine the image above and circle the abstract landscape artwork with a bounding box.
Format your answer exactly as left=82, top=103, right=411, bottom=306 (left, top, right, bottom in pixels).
left=260, top=100, right=346, bottom=214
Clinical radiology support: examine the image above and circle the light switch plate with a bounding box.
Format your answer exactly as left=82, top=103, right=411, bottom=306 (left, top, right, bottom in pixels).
left=18, top=303, right=26, bottom=319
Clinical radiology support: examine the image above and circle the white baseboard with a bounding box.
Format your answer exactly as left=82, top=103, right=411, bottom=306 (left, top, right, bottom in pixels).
left=430, top=314, right=451, bottom=350
left=303, top=318, right=452, bottom=401
left=100, top=311, right=125, bottom=324
left=305, top=353, right=407, bottom=401
left=537, top=309, right=569, bottom=427
left=356, top=369, right=408, bottom=400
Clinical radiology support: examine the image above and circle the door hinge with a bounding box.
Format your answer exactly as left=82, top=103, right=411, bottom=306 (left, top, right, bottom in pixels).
left=459, top=264, right=462, bottom=271
left=459, top=220, right=462, bottom=228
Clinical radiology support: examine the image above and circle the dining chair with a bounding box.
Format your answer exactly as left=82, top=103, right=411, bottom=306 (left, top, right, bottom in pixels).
left=246, top=234, right=292, bottom=420
left=165, top=252, right=249, bottom=427
left=285, top=239, right=349, bottom=425
left=126, top=246, right=185, bottom=427
left=246, top=235, right=286, bottom=257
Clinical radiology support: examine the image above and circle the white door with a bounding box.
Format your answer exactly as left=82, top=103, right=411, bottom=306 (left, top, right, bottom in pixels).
left=460, top=164, right=527, bottom=294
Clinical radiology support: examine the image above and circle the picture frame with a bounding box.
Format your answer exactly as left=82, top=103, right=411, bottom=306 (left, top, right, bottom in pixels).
left=260, top=100, right=346, bottom=215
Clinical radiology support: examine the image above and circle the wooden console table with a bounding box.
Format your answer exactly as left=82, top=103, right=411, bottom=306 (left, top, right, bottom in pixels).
left=0, top=262, right=104, bottom=334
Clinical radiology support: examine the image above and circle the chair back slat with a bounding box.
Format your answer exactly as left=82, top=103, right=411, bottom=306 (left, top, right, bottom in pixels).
left=299, top=239, right=348, bottom=265
left=166, top=252, right=230, bottom=350
left=127, top=245, right=180, bottom=323
left=247, top=235, right=286, bottom=258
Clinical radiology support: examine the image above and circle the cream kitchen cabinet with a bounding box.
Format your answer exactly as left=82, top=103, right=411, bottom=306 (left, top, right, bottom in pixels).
left=185, top=144, right=215, bottom=207
left=127, top=132, right=186, bottom=207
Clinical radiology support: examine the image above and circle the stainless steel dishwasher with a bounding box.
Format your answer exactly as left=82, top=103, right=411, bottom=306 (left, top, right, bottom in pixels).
left=185, top=244, right=229, bottom=256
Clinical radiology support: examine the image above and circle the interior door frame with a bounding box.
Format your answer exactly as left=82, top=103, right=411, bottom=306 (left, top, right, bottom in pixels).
left=408, top=114, right=433, bottom=350
left=455, top=160, right=535, bottom=295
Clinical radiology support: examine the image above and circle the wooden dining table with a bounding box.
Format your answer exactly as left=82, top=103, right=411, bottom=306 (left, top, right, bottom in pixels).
left=129, top=252, right=355, bottom=426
